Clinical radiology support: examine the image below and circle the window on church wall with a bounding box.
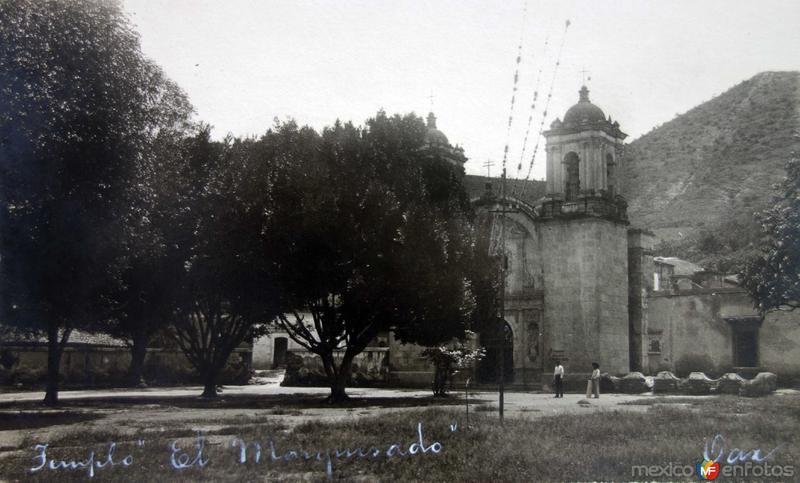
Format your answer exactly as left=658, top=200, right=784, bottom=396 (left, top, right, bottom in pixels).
left=606, top=153, right=615, bottom=196
left=648, top=338, right=662, bottom=354
left=563, top=152, right=580, bottom=201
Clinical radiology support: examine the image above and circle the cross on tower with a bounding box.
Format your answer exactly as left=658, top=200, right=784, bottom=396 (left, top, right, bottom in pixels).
left=580, top=68, right=591, bottom=85
left=483, top=159, right=495, bottom=178
left=428, top=91, right=435, bottom=111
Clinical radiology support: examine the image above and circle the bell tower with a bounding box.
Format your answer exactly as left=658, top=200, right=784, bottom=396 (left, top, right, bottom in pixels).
left=533, top=85, right=631, bottom=377
left=542, top=86, right=627, bottom=212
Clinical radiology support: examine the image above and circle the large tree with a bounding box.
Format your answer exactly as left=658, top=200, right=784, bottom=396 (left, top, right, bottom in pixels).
left=108, top=128, right=192, bottom=386
left=268, top=113, right=491, bottom=401
left=0, top=0, right=191, bottom=404
left=164, top=129, right=282, bottom=397
left=740, top=156, right=800, bottom=313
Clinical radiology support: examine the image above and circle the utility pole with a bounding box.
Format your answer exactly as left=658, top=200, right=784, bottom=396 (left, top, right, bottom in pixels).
left=489, top=167, right=516, bottom=425
left=498, top=164, right=514, bottom=424
left=499, top=165, right=506, bottom=424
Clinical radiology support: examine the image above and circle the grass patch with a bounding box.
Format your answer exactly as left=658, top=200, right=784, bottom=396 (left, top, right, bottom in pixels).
left=0, top=395, right=797, bottom=481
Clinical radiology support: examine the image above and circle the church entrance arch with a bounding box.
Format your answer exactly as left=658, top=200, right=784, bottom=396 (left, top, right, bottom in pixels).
left=478, top=320, right=514, bottom=384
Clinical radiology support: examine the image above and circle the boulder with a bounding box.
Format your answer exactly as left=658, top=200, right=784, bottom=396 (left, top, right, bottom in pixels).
left=717, top=373, right=746, bottom=395
left=683, top=372, right=716, bottom=395
left=619, top=372, right=649, bottom=394
left=600, top=373, right=620, bottom=393
left=653, top=371, right=682, bottom=393
left=740, top=372, right=778, bottom=397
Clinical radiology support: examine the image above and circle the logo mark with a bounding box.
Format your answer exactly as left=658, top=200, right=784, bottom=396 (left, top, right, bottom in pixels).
left=696, top=460, right=720, bottom=480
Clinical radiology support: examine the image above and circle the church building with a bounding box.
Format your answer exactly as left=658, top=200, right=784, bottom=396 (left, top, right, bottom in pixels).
left=261, top=86, right=800, bottom=389
left=472, top=85, right=631, bottom=385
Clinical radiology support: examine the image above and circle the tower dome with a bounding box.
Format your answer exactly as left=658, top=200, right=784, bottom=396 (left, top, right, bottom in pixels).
left=563, top=86, right=606, bottom=125
left=425, top=112, right=450, bottom=145
left=420, top=111, right=466, bottom=167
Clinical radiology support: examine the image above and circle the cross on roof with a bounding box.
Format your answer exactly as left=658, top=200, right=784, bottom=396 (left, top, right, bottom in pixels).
left=483, top=159, right=495, bottom=178
left=580, top=68, right=591, bottom=85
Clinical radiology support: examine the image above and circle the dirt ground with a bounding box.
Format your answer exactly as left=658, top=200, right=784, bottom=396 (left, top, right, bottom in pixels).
left=0, top=372, right=695, bottom=454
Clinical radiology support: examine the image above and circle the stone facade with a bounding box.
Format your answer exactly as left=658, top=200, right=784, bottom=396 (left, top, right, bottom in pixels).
left=538, top=217, right=630, bottom=375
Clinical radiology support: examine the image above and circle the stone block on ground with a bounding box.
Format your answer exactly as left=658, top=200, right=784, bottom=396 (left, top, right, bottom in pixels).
left=717, top=373, right=746, bottom=395
left=653, top=371, right=682, bottom=393
left=683, top=372, right=716, bottom=395
left=619, top=372, right=649, bottom=394
left=600, top=373, right=620, bottom=393
left=740, top=372, right=778, bottom=397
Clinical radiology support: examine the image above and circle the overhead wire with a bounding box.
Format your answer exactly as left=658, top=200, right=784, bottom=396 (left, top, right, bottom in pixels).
left=515, top=28, right=551, bottom=174
left=499, top=0, right=529, bottom=177
left=515, top=19, right=571, bottom=199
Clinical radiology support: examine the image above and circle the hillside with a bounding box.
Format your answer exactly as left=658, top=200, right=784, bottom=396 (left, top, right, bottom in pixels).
left=622, top=71, right=800, bottom=270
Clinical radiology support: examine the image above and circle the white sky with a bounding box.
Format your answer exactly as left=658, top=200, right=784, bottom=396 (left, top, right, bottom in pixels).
left=123, top=0, right=800, bottom=179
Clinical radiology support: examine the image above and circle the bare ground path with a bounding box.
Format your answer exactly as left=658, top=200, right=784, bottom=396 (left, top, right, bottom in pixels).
left=0, top=377, right=697, bottom=456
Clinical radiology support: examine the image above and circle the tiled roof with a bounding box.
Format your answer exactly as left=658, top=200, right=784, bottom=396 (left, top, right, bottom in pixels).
left=0, top=326, right=127, bottom=347
left=653, top=256, right=705, bottom=276
left=463, top=174, right=547, bottom=206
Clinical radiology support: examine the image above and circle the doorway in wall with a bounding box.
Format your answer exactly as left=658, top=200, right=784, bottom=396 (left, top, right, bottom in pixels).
left=273, top=337, right=288, bottom=369
left=478, top=321, right=514, bottom=384
left=732, top=328, right=758, bottom=368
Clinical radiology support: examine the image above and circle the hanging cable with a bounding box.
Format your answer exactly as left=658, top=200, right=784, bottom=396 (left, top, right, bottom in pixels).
left=517, top=19, right=571, bottom=199
left=499, top=0, right=528, bottom=177
left=515, top=28, right=551, bottom=175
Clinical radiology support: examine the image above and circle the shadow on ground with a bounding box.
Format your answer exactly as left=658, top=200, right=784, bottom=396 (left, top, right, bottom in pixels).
left=0, top=393, right=490, bottom=412
left=0, top=411, right=103, bottom=430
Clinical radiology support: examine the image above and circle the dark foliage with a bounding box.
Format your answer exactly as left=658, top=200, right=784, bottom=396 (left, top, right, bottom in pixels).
left=267, top=113, right=497, bottom=401
left=740, top=156, right=800, bottom=313
left=0, top=0, right=191, bottom=404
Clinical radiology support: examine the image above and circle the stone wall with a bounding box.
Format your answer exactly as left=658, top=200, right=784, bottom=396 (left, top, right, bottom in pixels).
left=759, top=311, right=800, bottom=384
left=387, top=333, right=434, bottom=387
left=252, top=330, right=312, bottom=370
left=0, top=344, right=252, bottom=386
left=627, top=228, right=655, bottom=372
left=282, top=348, right=390, bottom=387
left=647, top=291, right=736, bottom=376
left=537, top=217, right=630, bottom=376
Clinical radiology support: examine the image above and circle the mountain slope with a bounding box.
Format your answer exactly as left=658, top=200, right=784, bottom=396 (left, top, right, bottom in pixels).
left=622, top=71, right=800, bottom=269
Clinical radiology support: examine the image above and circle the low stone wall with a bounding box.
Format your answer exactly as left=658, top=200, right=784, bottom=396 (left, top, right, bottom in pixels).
left=0, top=344, right=251, bottom=387
left=282, top=348, right=390, bottom=387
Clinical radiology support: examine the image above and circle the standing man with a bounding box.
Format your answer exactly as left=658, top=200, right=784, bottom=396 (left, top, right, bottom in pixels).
left=553, top=360, right=564, bottom=398
left=590, top=362, right=601, bottom=398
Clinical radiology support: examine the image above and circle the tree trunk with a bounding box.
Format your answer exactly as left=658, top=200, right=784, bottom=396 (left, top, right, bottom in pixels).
left=327, top=354, right=354, bottom=403
left=43, top=323, right=63, bottom=406
left=127, top=330, right=149, bottom=387
left=200, top=368, right=218, bottom=398
left=433, top=362, right=448, bottom=397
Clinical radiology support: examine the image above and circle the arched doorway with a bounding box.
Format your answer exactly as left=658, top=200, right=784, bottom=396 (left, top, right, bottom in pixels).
left=478, top=319, right=514, bottom=384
